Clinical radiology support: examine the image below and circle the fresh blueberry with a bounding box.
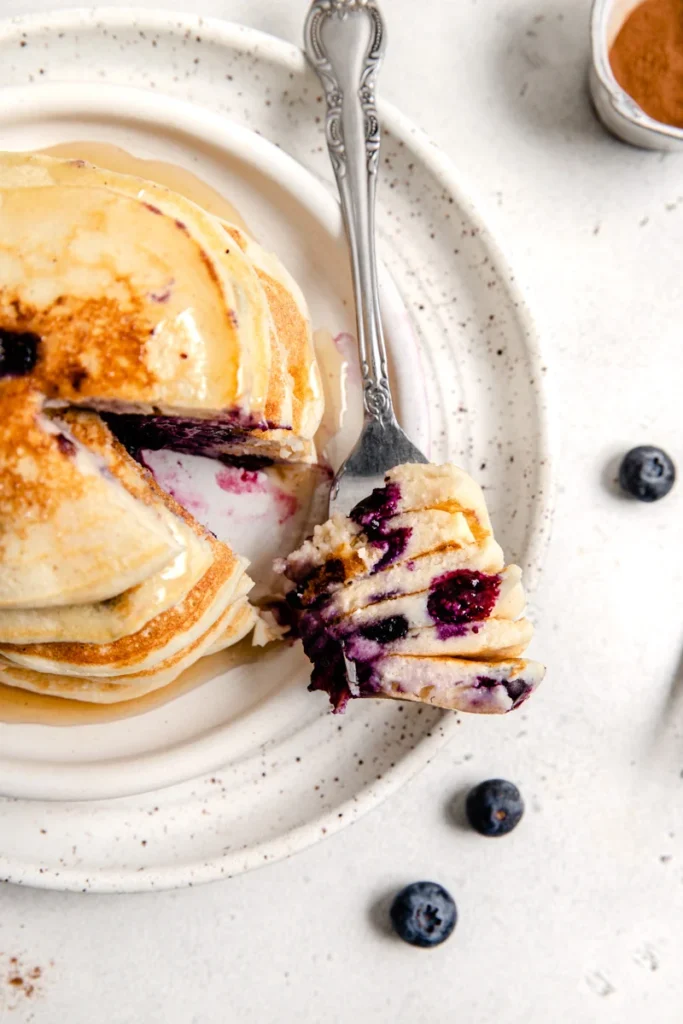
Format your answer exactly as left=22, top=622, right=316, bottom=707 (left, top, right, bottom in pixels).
left=466, top=779, right=524, bottom=837
left=619, top=446, right=675, bottom=503
left=389, top=881, right=457, bottom=948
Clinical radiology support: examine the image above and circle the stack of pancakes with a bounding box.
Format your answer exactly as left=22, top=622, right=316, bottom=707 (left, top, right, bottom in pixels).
left=0, top=151, right=323, bottom=464
left=280, top=463, right=545, bottom=713
left=0, top=149, right=323, bottom=705
left=0, top=382, right=260, bottom=704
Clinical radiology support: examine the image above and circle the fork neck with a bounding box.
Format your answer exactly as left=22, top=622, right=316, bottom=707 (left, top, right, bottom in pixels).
left=306, top=0, right=397, bottom=428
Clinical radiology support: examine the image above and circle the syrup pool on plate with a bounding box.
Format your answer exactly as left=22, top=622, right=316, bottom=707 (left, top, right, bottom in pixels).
left=0, top=143, right=363, bottom=726
left=0, top=640, right=263, bottom=726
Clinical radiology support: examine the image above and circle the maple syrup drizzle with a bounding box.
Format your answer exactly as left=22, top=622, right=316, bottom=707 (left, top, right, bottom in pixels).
left=37, top=140, right=249, bottom=229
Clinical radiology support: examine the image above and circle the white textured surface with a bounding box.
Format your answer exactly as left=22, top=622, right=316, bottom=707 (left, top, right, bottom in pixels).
left=0, top=0, right=682, bottom=1021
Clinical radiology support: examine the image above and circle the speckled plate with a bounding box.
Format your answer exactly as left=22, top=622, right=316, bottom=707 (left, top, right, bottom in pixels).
left=0, top=9, right=552, bottom=892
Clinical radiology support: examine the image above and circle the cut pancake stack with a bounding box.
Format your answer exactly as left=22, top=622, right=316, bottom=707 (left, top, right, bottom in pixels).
left=280, top=463, right=545, bottom=714
left=0, top=151, right=323, bottom=464
left=0, top=382, right=260, bottom=704
left=0, top=150, right=544, bottom=719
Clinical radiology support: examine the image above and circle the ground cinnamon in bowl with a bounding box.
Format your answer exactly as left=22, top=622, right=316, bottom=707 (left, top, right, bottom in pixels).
left=610, top=0, right=683, bottom=128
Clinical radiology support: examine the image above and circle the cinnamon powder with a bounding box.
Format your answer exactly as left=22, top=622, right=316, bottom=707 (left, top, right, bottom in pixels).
left=610, top=0, right=683, bottom=128
left=1, top=954, right=45, bottom=1008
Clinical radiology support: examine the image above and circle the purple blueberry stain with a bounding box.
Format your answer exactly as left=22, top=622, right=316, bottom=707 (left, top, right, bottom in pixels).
left=105, top=412, right=271, bottom=460
left=475, top=676, right=501, bottom=690
left=368, top=589, right=399, bottom=605
left=502, top=678, right=532, bottom=708
left=303, top=631, right=353, bottom=713
left=340, top=614, right=410, bottom=664
left=341, top=633, right=382, bottom=664
left=371, top=525, right=412, bottom=571
left=432, top=621, right=468, bottom=640
left=427, top=570, right=501, bottom=634
left=55, top=433, right=77, bottom=457
left=349, top=481, right=401, bottom=530
left=297, top=606, right=413, bottom=711
left=149, top=281, right=174, bottom=304
left=349, top=484, right=411, bottom=571
left=474, top=675, right=531, bottom=710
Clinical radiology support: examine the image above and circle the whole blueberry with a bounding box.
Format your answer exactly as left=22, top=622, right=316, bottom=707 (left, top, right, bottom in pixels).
left=466, top=779, right=524, bottom=837
left=619, top=446, right=675, bottom=503
left=389, top=881, right=457, bottom=948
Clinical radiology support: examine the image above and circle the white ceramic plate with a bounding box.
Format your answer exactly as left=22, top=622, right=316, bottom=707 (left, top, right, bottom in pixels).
left=0, top=9, right=552, bottom=892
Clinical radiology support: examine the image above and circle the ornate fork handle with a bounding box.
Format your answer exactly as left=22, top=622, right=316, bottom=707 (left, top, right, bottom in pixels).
left=304, top=0, right=394, bottom=426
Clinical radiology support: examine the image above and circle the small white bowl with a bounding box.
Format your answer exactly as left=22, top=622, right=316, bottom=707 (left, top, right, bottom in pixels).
left=590, top=0, right=683, bottom=150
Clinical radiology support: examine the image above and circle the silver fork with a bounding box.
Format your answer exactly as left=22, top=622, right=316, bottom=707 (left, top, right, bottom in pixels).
left=304, top=0, right=428, bottom=519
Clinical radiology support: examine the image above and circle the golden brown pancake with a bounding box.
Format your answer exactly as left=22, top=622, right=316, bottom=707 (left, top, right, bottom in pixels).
left=0, top=152, right=323, bottom=462
left=221, top=221, right=323, bottom=442
left=0, top=526, right=249, bottom=677
left=0, top=595, right=256, bottom=704
left=0, top=411, right=252, bottom=677
left=0, top=380, right=180, bottom=610
left=0, top=410, right=213, bottom=643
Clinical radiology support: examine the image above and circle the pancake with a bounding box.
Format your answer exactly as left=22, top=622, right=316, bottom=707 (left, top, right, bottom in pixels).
left=0, top=151, right=323, bottom=462
left=204, top=598, right=259, bottom=656
left=303, top=564, right=526, bottom=634
left=282, top=508, right=481, bottom=595
left=0, top=594, right=256, bottom=704
left=108, top=417, right=318, bottom=465
left=281, top=462, right=544, bottom=714
left=220, top=220, right=323, bottom=443
left=0, top=539, right=250, bottom=676
left=0, top=411, right=214, bottom=643
left=0, top=150, right=271, bottom=415
left=0, top=406, right=252, bottom=675
left=377, top=463, right=496, bottom=520
left=351, top=656, right=545, bottom=714
left=0, top=512, right=210, bottom=644
left=281, top=462, right=502, bottom=602
left=342, top=619, right=534, bottom=661
left=292, top=537, right=506, bottom=621
left=0, top=381, right=180, bottom=610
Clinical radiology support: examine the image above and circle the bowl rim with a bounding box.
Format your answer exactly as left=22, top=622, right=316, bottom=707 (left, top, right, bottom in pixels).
left=590, top=0, right=683, bottom=142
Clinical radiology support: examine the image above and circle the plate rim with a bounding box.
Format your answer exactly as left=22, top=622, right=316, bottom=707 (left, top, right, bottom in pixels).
left=0, top=7, right=554, bottom=892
